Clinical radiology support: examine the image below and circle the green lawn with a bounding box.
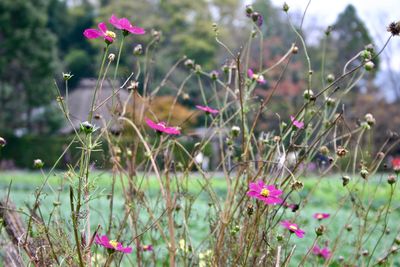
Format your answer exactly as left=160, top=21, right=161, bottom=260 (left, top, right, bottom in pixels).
left=1, top=171, right=399, bottom=265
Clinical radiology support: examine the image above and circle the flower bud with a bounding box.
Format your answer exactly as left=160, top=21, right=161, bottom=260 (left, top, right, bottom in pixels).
left=53, top=201, right=61, bottom=207
left=362, top=249, right=369, bottom=256
left=325, top=26, right=332, bottom=36
left=221, top=64, right=229, bottom=74
left=62, top=72, right=73, bottom=81
left=251, top=12, right=263, bottom=27
left=283, top=2, right=289, bottom=12
left=230, top=126, right=240, bottom=137
left=247, top=204, right=254, bottom=216
left=391, top=245, right=398, bottom=254
left=133, top=44, right=143, bottom=55
left=360, top=168, right=369, bottom=179
left=342, top=175, right=350, bottom=186
left=345, top=224, right=352, bottom=232
left=387, top=175, right=397, bottom=185
left=0, top=137, right=6, bottom=147
left=276, top=233, right=284, bottom=242
left=210, top=70, right=219, bottom=80
left=292, top=46, right=299, bottom=54
left=184, top=59, right=195, bottom=69
left=33, top=159, right=44, bottom=169
left=80, top=121, right=94, bottom=134
left=364, top=113, right=375, bottom=125
left=326, top=97, right=336, bottom=107
left=127, top=80, right=139, bottom=91
left=273, top=136, right=281, bottom=143
left=315, top=225, right=326, bottom=236
left=108, top=53, right=115, bottom=61
left=195, top=64, right=202, bottom=74
left=364, top=61, right=375, bottom=71
left=326, top=74, right=335, bottom=83
left=303, top=89, right=314, bottom=100
left=245, top=5, right=254, bottom=17
left=396, top=235, right=400, bottom=245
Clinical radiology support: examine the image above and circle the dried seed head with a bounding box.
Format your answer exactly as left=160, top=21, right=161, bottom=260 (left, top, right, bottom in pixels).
left=291, top=180, right=304, bottom=191
left=247, top=204, right=254, bottom=216
left=387, top=21, right=400, bottom=36
left=273, top=136, right=281, bottom=143
left=62, top=72, right=73, bottom=81
left=336, top=146, right=348, bottom=157
left=230, top=126, right=240, bottom=137
left=127, top=80, right=139, bottom=91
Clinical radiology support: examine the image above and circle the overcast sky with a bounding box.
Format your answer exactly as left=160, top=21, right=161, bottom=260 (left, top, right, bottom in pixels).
left=261, top=0, right=400, bottom=71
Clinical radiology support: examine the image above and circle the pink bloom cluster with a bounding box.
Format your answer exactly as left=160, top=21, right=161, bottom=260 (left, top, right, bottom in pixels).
left=312, top=245, right=331, bottom=259
left=145, top=118, right=181, bottom=135
left=95, top=234, right=132, bottom=253
left=280, top=220, right=305, bottom=238
left=247, top=69, right=266, bottom=84
left=290, top=115, right=304, bottom=129
left=84, top=14, right=145, bottom=43
left=247, top=180, right=283, bottom=205
left=196, top=105, right=219, bottom=115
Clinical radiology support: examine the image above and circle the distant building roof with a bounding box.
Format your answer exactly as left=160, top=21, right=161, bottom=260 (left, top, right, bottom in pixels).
left=59, top=78, right=130, bottom=134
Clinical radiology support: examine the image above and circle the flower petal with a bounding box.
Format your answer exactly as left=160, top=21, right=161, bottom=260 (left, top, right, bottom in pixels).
left=98, top=22, right=108, bottom=33
left=83, top=29, right=102, bottom=39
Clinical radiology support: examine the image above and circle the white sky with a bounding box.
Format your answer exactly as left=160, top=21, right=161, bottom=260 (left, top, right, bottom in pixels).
left=264, top=0, right=400, bottom=71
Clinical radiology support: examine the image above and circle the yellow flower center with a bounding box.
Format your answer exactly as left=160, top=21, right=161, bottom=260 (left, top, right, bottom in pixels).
left=289, top=225, right=298, bottom=231
left=260, top=188, right=270, bottom=197
left=109, top=240, right=118, bottom=249
left=106, top=30, right=116, bottom=39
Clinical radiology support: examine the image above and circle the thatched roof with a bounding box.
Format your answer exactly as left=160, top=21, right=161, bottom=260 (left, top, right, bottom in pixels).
left=59, top=78, right=130, bottom=134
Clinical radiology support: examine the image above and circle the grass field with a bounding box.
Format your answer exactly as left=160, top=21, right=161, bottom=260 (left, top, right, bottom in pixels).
left=1, top=170, right=399, bottom=265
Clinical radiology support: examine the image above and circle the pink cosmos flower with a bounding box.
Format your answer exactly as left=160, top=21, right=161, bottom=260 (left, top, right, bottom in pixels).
left=141, top=244, right=153, bottom=251
left=313, top=213, right=330, bottom=220
left=109, top=14, right=145, bottom=35
left=196, top=105, right=219, bottom=114
left=280, top=220, right=305, bottom=238
left=95, top=235, right=132, bottom=254
left=290, top=115, right=304, bottom=129
left=312, top=245, right=331, bottom=259
left=392, top=157, right=400, bottom=172
left=247, top=180, right=283, bottom=205
left=247, top=68, right=266, bottom=84
left=145, top=118, right=181, bottom=135
left=83, top=22, right=116, bottom=43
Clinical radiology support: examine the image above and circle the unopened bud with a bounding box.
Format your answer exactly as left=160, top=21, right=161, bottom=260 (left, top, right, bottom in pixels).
left=365, top=113, right=375, bottom=125
left=62, top=72, right=73, bottom=81
left=231, top=126, right=240, bottom=137
left=108, top=53, right=115, bottom=61
left=319, top=146, right=329, bottom=155
left=127, top=80, right=139, bottom=91
left=210, top=70, right=219, bottom=80
left=245, top=5, right=254, bottom=17
left=345, top=224, right=352, bottom=232
left=184, top=59, right=195, bottom=69
left=325, top=26, right=332, bottom=36
left=292, top=46, right=299, bottom=54
left=362, top=249, right=369, bottom=256
left=387, top=175, right=397, bottom=185
left=387, top=21, right=400, bottom=36
left=326, top=97, right=336, bottom=107
left=360, top=168, right=369, bottom=179
left=315, top=225, right=326, bottom=236
left=33, top=159, right=44, bottom=169
left=0, top=137, right=6, bottom=147
left=133, top=44, right=143, bottom=55
left=336, top=146, right=348, bottom=157
left=342, top=175, right=350, bottom=186
left=291, top=180, right=304, bottom=191
left=80, top=121, right=94, bottom=134
left=364, top=61, right=375, bottom=71
left=303, top=89, right=314, bottom=100
left=283, top=2, right=289, bottom=12
left=326, top=74, right=335, bottom=83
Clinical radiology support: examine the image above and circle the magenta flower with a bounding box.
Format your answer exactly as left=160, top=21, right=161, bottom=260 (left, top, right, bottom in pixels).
left=312, top=245, right=331, bottom=259
left=141, top=244, right=153, bottom=251
left=281, top=220, right=305, bottom=238
left=247, top=180, right=283, bottom=205
left=95, top=235, right=132, bottom=254
left=313, top=213, right=330, bottom=220
left=196, top=105, right=219, bottom=115
left=247, top=68, right=266, bottom=84
left=145, top=118, right=181, bottom=135
left=290, top=115, right=304, bottom=129
left=83, top=22, right=116, bottom=43
left=109, top=14, right=145, bottom=35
